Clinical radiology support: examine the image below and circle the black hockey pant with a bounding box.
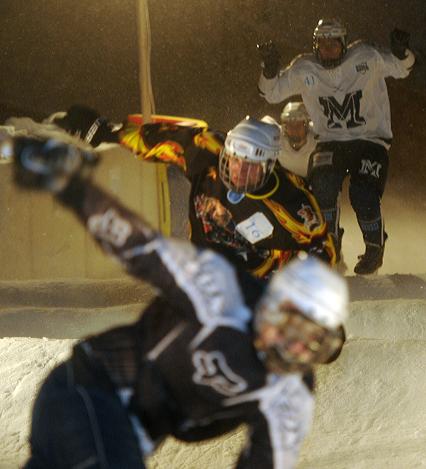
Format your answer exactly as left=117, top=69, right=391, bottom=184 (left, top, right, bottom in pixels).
left=24, top=362, right=146, bottom=469
left=309, top=139, right=388, bottom=249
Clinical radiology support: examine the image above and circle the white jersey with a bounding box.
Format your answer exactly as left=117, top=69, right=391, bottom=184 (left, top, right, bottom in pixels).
left=278, top=129, right=316, bottom=178
left=259, top=42, right=415, bottom=148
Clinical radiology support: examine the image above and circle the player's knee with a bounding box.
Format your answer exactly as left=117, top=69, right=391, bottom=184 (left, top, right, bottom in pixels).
left=349, top=183, right=380, bottom=213
left=349, top=183, right=383, bottom=234
left=309, top=151, right=341, bottom=206
left=310, top=171, right=339, bottom=207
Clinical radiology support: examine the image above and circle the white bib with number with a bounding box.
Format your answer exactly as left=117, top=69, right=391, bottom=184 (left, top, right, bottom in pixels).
left=236, top=212, right=274, bottom=244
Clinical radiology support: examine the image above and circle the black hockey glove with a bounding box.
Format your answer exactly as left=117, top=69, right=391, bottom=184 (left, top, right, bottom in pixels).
left=257, top=40, right=280, bottom=79
left=390, top=28, right=410, bottom=59
left=53, top=104, right=119, bottom=147
left=9, top=136, right=98, bottom=193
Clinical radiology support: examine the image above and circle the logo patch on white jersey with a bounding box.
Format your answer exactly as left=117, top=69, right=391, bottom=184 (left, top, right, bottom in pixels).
left=236, top=212, right=274, bottom=244
left=304, top=74, right=315, bottom=86
left=192, top=351, right=248, bottom=396
left=355, top=62, right=369, bottom=74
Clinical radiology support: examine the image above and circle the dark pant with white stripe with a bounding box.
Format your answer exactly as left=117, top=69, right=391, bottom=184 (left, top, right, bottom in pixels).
left=309, top=139, right=388, bottom=249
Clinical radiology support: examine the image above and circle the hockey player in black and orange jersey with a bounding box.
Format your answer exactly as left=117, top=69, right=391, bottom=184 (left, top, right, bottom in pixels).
left=53, top=107, right=336, bottom=278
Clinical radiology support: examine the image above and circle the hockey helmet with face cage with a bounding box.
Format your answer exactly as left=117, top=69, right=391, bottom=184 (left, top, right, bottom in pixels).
left=313, top=18, right=347, bottom=68
left=254, top=254, right=348, bottom=372
left=280, top=102, right=311, bottom=149
left=219, top=116, right=281, bottom=194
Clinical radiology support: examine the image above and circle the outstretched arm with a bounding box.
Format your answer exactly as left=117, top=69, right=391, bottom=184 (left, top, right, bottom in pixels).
left=55, top=105, right=220, bottom=176
left=379, top=28, right=415, bottom=78
left=9, top=135, right=249, bottom=327
left=52, top=104, right=121, bottom=146
left=257, top=42, right=301, bottom=104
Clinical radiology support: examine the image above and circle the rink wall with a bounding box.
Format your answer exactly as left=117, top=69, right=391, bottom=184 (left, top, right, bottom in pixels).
left=0, top=146, right=163, bottom=280
left=2, top=276, right=426, bottom=468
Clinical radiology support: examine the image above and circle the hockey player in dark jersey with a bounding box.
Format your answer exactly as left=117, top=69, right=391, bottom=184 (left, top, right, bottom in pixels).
left=258, top=19, right=415, bottom=274
left=6, top=135, right=348, bottom=469
left=52, top=106, right=336, bottom=277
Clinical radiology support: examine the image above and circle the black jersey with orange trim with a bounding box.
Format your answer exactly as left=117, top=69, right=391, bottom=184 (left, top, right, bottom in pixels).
left=119, top=122, right=335, bottom=277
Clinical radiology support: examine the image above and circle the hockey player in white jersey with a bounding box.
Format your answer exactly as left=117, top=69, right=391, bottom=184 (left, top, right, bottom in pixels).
left=258, top=19, right=415, bottom=274
left=279, top=101, right=316, bottom=179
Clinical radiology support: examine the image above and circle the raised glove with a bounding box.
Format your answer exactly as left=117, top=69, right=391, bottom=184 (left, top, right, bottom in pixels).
left=390, top=28, right=410, bottom=59
left=9, top=136, right=98, bottom=193
left=53, top=104, right=119, bottom=146
left=257, top=40, right=280, bottom=78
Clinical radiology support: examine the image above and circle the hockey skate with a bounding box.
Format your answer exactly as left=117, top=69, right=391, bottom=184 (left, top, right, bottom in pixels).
left=354, top=243, right=384, bottom=275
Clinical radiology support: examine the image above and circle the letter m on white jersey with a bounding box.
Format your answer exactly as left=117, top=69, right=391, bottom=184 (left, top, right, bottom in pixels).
left=319, top=90, right=366, bottom=129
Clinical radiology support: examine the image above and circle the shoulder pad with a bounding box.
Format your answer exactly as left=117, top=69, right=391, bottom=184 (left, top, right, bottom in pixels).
left=346, top=40, right=382, bottom=61
left=193, top=129, right=224, bottom=156
left=285, top=170, right=307, bottom=189
left=288, top=52, right=316, bottom=68
left=347, top=40, right=376, bottom=53
left=348, top=39, right=368, bottom=48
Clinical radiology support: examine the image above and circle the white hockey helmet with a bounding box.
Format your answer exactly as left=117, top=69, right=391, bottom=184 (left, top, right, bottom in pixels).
left=255, top=254, right=348, bottom=372
left=313, top=18, right=347, bottom=68
left=219, top=116, right=281, bottom=194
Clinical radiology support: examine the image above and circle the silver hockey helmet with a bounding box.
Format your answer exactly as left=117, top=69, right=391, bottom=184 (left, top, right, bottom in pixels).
left=219, top=116, right=281, bottom=194
left=280, top=102, right=310, bottom=150
left=313, top=18, right=347, bottom=68
left=281, top=102, right=310, bottom=125
left=255, top=254, right=348, bottom=373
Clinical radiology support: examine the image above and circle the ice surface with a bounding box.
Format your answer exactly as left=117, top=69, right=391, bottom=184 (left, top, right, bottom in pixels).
left=1, top=183, right=426, bottom=468
left=1, top=271, right=426, bottom=468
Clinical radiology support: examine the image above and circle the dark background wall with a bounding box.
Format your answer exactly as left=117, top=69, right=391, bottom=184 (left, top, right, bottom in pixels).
left=0, top=0, right=425, bottom=191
